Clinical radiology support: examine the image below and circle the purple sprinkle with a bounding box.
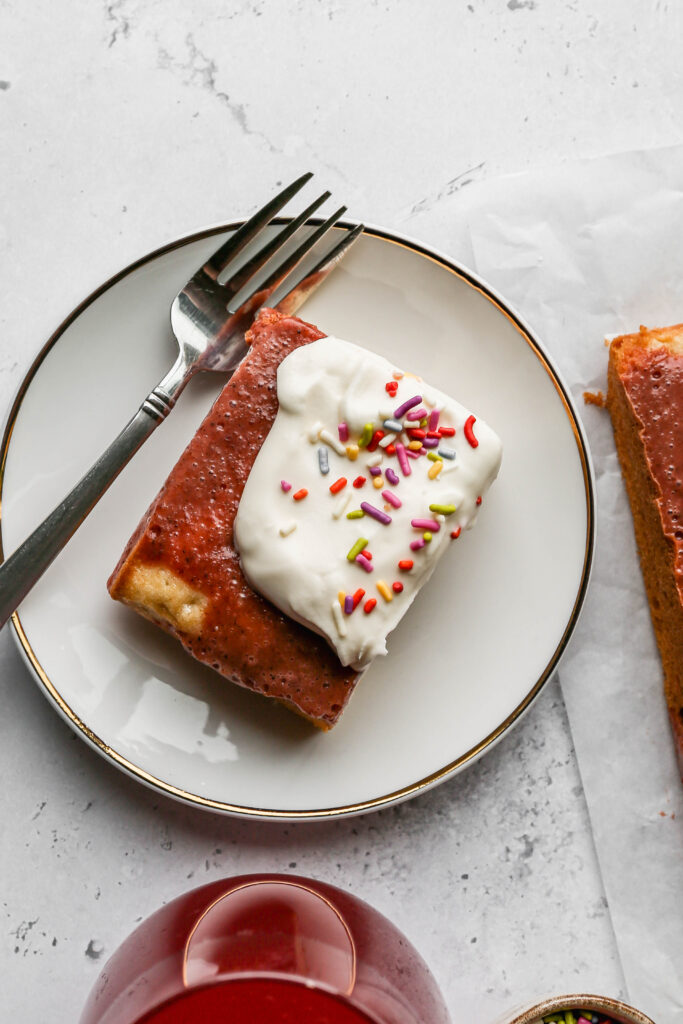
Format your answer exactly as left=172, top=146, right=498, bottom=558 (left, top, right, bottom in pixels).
left=344, top=594, right=354, bottom=614
left=410, top=538, right=426, bottom=551
left=281, top=480, right=292, bottom=492
left=411, top=518, right=441, bottom=531
left=428, top=410, right=440, bottom=431
left=360, top=501, right=392, bottom=525
left=394, top=394, right=422, bottom=419
left=338, top=422, right=349, bottom=442
left=385, top=467, right=399, bottom=486
left=356, top=553, right=374, bottom=572
left=369, top=465, right=382, bottom=477
left=382, top=490, right=402, bottom=508
left=422, top=436, right=439, bottom=449
left=406, top=406, right=428, bottom=421
left=396, top=442, right=411, bottom=477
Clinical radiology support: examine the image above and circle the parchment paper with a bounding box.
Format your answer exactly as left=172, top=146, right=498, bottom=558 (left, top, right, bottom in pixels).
left=408, top=146, right=683, bottom=1024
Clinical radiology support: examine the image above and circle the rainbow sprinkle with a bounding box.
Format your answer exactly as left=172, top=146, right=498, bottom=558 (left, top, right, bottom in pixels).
left=385, top=468, right=399, bottom=486
left=411, top=518, right=440, bottom=531
left=355, top=553, right=374, bottom=573
left=346, top=443, right=359, bottom=461
left=376, top=580, right=393, bottom=603
left=428, top=461, right=443, bottom=479
left=396, top=442, right=411, bottom=477
left=329, top=476, right=347, bottom=494
left=394, top=394, right=422, bottom=418
left=347, top=537, right=369, bottom=562
left=358, top=423, right=374, bottom=448
left=318, top=447, right=329, bottom=474
left=338, top=422, right=349, bottom=442
left=382, top=490, right=402, bottom=508
left=293, top=488, right=308, bottom=501
left=364, top=597, right=377, bottom=613
left=464, top=415, right=479, bottom=448
left=320, top=428, right=346, bottom=456
left=360, top=502, right=392, bottom=525
left=280, top=480, right=292, bottom=492
left=346, top=509, right=365, bottom=520
left=429, top=503, right=456, bottom=516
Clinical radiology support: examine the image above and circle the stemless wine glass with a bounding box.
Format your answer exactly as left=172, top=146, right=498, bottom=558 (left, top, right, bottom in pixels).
left=80, top=874, right=451, bottom=1024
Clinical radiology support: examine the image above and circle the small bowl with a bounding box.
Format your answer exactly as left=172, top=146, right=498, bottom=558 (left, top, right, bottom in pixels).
left=503, top=994, right=655, bottom=1024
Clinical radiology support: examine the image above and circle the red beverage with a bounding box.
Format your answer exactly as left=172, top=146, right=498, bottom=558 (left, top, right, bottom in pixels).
left=80, top=875, right=450, bottom=1024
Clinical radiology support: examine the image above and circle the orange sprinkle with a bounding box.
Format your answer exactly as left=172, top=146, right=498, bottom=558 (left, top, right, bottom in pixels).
left=329, top=477, right=347, bottom=494
left=398, top=559, right=413, bottom=571
left=293, top=488, right=308, bottom=501
left=450, top=528, right=461, bottom=539
left=364, top=598, right=377, bottom=614
left=352, top=588, right=365, bottom=609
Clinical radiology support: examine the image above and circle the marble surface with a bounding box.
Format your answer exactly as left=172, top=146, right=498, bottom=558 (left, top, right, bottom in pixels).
left=1, top=1, right=681, bottom=1021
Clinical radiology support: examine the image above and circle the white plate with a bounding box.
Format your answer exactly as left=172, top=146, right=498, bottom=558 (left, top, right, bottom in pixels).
left=0, top=224, right=594, bottom=819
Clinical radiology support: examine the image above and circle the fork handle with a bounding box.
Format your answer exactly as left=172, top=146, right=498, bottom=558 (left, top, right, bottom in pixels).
left=0, top=366, right=188, bottom=630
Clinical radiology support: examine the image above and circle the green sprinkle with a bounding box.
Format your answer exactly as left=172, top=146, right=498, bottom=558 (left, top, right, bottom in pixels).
left=423, top=531, right=433, bottom=542
left=346, top=510, right=365, bottom=519
left=564, top=1014, right=576, bottom=1024
left=419, top=418, right=428, bottom=427
left=347, top=537, right=369, bottom=561
left=358, top=423, right=374, bottom=448
left=427, top=451, right=443, bottom=462
left=429, top=503, right=456, bottom=515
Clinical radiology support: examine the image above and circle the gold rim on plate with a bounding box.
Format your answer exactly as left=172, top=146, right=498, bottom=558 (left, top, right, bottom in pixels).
left=0, top=221, right=596, bottom=820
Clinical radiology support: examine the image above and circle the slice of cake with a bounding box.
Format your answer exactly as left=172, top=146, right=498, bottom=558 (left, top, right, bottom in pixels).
left=108, top=310, right=360, bottom=729
left=607, top=323, right=683, bottom=775
left=109, top=309, right=502, bottom=728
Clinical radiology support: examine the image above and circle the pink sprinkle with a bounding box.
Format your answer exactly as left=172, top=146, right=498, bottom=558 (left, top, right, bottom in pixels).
left=369, top=465, right=382, bottom=477
left=280, top=480, right=292, bottom=492
left=396, top=442, right=411, bottom=477
left=394, top=394, right=422, bottom=419
left=385, top=468, right=399, bottom=486
left=406, top=406, right=428, bottom=421
left=344, top=594, right=354, bottom=614
left=382, top=490, right=402, bottom=508
left=428, top=410, right=440, bottom=431
left=410, top=538, right=426, bottom=551
left=356, top=553, right=374, bottom=572
left=405, top=448, right=421, bottom=459
left=411, top=518, right=440, bottom=531
left=338, top=422, right=349, bottom=442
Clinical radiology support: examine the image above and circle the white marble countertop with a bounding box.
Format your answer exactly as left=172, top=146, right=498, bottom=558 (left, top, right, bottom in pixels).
left=1, top=1, right=681, bottom=1021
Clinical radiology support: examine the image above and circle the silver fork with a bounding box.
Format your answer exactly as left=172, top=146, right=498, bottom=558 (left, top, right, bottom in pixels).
left=0, top=172, right=363, bottom=628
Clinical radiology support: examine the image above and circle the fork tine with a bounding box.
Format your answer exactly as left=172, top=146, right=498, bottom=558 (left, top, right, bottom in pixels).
left=231, top=205, right=347, bottom=311
left=220, top=190, right=332, bottom=300
left=203, top=172, right=313, bottom=279
left=269, top=223, right=364, bottom=315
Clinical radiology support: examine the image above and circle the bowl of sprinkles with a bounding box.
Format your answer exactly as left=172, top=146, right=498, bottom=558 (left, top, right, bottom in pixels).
left=501, top=994, right=655, bottom=1024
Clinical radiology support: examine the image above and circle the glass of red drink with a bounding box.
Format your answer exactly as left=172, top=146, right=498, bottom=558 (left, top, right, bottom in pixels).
left=80, top=873, right=451, bottom=1024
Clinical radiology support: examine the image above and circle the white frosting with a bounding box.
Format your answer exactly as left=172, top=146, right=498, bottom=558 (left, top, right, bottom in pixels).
left=234, top=337, right=502, bottom=670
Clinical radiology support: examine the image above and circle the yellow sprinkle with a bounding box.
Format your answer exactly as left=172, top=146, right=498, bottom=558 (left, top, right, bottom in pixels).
left=423, top=531, right=433, bottom=543
left=407, top=440, right=423, bottom=451
left=376, top=580, right=393, bottom=603
left=428, top=461, right=443, bottom=479
left=338, top=590, right=346, bottom=609
left=403, top=371, right=422, bottom=381
left=346, top=443, right=359, bottom=461
left=372, top=475, right=384, bottom=489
